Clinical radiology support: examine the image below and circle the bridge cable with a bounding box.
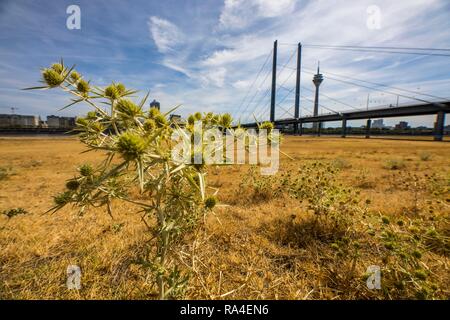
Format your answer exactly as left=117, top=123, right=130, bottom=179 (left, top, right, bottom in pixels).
left=302, top=67, right=449, bottom=101
left=233, top=50, right=273, bottom=122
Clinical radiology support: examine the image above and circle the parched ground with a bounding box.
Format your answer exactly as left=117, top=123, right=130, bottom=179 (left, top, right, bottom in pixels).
left=0, top=136, right=449, bottom=299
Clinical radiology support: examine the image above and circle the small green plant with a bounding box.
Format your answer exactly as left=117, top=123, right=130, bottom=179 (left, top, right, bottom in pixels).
left=419, top=152, right=431, bottom=161
left=237, top=166, right=282, bottom=203
left=2, top=208, right=28, bottom=218
left=0, top=167, right=10, bottom=181
left=332, top=157, right=351, bottom=170
left=377, top=218, right=443, bottom=299
left=384, top=159, right=406, bottom=170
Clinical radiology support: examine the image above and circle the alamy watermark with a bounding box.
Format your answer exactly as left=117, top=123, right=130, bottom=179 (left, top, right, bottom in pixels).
left=67, top=264, right=81, bottom=290
left=366, top=5, right=381, bottom=30
left=66, top=5, right=81, bottom=30
left=366, top=265, right=381, bottom=289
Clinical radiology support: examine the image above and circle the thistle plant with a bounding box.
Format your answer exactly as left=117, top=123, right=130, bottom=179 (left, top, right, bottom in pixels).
left=26, top=60, right=248, bottom=299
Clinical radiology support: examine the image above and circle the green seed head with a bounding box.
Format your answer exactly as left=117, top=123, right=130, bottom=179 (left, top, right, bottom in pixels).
left=414, top=269, right=427, bottom=280
left=384, top=242, right=394, bottom=250
left=86, top=111, right=97, bottom=120
left=42, top=68, right=64, bottom=87
left=116, top=99, right=142, bottom=117
left=204, top=196, right=217, bottom=209
left=51, top=63, right=64, bottom=74
left=220, top=113, right=232, bottom=128
left=116, top=83, right=126, bottom=95
left=66, top=179, right=80, bottom=190
left=54, top=191, right=72, bottom=206
left=117, top=132, right=147, bottom=161
left=149, top=107, right=161, bottom=119
left=77, top=79, right=90, bottom=94
left=76, top=117, right=89, bottom=127
left=187, top=114, right=195, bottom=125
left=154, top=114, right=168, bottom=127
left=194, top=112, right=202, bottom=121
left=143, top=118, right=156, bottom=131
left=105, top=84, right=120, bottom=99
left=94, top=122, right=105, bottom=133
left=259, top=121, right=274, bottom=133
left=412, top=250, right=422, bottom=259
left=70, top=71, right=81, bottom=82
left=79, top=164, right=94, bottom=176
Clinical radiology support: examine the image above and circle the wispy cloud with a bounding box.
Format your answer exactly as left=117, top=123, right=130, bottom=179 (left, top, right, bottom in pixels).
left=148, top=16, right=183, bottom=53
left=219, top=0, right=296, bottom=30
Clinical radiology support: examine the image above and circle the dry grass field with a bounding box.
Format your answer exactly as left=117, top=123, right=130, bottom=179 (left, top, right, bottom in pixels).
left=0, top=136, right=449, bottom=299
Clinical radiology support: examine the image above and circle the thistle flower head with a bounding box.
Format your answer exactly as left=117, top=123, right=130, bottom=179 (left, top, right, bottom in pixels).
left=116, top=83, right=126, bottom=94
left=54, top=191, right=72, bottom=206
left=70, top=71, right=81, bottom=82
left=91, top=122, right=105, bottom=133
left=86, top=111, right=97, bottom=120
left=220, top=113, right=232, bottom=128
left=154, top=114, right=168, bottom=127
left=414, top=269, right=427, bottom=280
left=105, top=84, right=120, bottom=100
left=77, top=79, right=90, bottom=94
left=187, top=114, right=195, bottom=125
left=149, top=107, right=161, bottom=119
left=194, top=112, right=202, bottom=121
left=76, top=117, right=89, bottom=127
left=117, top=132, right=147, bottom=161
left=79, top=164, right=94, bottom=176
left=66, top=179, right=80, bottom=190
left=42, top=68, right=64, bottom=87
left=51, top=63, right=64, bottom=74
left=259, top=121, right=274, bottom=132
left=116, top=99, right=142, bottom=117
left=204, top=196, right=217, bottom=209
left=144, top=118, right=156, bottom=131
left=212, top=114, right=220, bottom=125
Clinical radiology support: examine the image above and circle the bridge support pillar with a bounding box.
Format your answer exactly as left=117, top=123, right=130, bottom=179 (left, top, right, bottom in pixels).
left=298, top=122, right=303, bottom=135
left=317, top=122, right=322, bottom=136
left=365, top=119, right=371, bottom=139
left=341, top=118, right=347, bottom=138
left=434, top=111, right=445, bottom=141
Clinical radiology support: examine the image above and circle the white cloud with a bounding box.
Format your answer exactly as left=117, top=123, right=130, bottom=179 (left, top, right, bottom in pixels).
left=232, top=79, right=251, bottom=89
left=200, top=67, right=227, bottom=88
left=219, top=0, right=296, bottom=30
left=257, top=0, right=296, bottom=17
left=148, top=16, right=182, bottom=53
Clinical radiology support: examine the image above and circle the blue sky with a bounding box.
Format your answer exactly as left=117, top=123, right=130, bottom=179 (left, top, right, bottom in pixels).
left=0, top=0, right=449, bottom=127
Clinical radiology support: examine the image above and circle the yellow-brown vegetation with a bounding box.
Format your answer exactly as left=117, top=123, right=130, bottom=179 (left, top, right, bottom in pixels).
left=0, top=136, right=449, bottom=299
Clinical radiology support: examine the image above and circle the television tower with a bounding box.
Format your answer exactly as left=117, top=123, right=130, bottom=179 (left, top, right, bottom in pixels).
left=312, top=62, right=323, bottom=130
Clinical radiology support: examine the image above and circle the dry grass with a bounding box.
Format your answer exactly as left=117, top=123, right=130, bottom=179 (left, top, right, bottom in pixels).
left=0, top=136, right=449, bottom=299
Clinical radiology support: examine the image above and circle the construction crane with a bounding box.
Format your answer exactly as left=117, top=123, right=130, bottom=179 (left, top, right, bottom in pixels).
left=0, top=107, right=19, bottom=114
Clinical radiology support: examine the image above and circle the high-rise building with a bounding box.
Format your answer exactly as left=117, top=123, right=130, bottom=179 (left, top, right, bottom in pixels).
left=150, top=99, right=160, bottom=111
left=47, top=115, right=76, bottom=128
left=394, top=121, right=410, bottom=129
left=372, top=119, right=385, bottom=129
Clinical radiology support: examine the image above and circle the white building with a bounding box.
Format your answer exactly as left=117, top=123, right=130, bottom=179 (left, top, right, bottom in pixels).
left=0, top=114, right=40, bottom=128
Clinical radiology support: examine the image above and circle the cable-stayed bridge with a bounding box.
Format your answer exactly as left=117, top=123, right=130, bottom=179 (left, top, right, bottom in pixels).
left=233, top=41, right=450, bottom=141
